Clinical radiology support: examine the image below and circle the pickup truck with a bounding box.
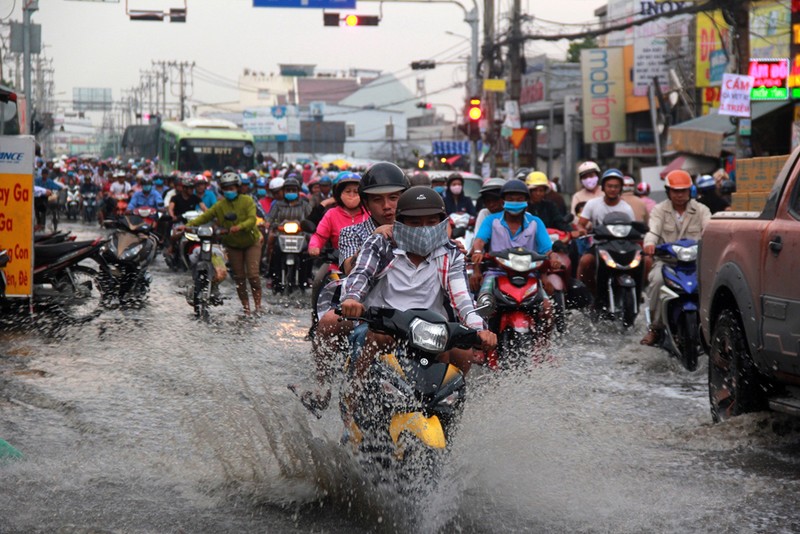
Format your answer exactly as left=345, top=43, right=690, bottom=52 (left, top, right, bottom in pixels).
left=700, top=147, right=800, bottom=422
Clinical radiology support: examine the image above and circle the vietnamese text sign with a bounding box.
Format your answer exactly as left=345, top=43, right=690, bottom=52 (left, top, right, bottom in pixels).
left=633, top=3, right=691, bottom=96
left=719, top=74, right=754, bottom=117
left=581, top=48, right=626, bottom=144
left=749, top=58, right=790, bottom=100
left=0, top=136, right=35, bottom=298
left=253, top=0, right=355, bottom=7
left=696, top=10, right=730, bottom=87
left=242, top=106, right=300, bottom=141
left=520, top=55, right=547, bottom=105
left=750, top=1, right=791, bottom=59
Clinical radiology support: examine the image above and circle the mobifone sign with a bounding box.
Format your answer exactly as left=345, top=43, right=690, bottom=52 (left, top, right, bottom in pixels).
left=581, top=47, right=626, bottom=144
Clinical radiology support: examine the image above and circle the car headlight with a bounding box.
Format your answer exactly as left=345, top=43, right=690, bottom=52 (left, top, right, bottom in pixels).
left=410, top=318, right=448, bottom=353
left=197, top=226, right=214, bottom=237
left=599, top=249, right=617, bottom=268
left=607, top=224, right=631, bottom=238
left=283, top=222, right=300, bottom=234
left=673, top=245, right=698, bottom=262
left=121, top=243, right=143, bottom=260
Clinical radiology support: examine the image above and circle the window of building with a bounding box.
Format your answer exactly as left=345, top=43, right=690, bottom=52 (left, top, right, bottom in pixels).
left=257, top=89, right=270, bottom=100
left=346, top=124, right=355, bottom=137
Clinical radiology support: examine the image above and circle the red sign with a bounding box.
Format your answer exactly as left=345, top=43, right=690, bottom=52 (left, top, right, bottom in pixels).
left=748, top=58, right=790, bottom=88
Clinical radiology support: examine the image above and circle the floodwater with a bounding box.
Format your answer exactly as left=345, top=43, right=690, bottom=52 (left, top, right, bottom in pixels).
left=2, top=222, right=800, bottom=533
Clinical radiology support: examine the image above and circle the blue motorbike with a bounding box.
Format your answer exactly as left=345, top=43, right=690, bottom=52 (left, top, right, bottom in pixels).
left=654, top=239, right=702, bottom=371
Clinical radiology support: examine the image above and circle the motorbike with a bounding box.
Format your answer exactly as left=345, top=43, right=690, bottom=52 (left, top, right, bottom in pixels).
left=97, top=208, right=160, bottom=307
left=591, top=213, right=648, bottom=328
left=165, top=210, right=203, bottom=272
left=82, top=192, right=98, bottom=223
left=653, top=239, right=702, bottom=371
left=34, top=230, right=75, bottom=245
left=545, top=228, right=592, bottom=333
left=339, top=307, right=478, bottom=485
left=111, top=193, right=130, bottom=220
left=274, top=219, right=314, bottom=294
left=66, top=186, right=81, bottom=221
left=448, top=212, right=475, bottom=252
left=30, top=238, right=105, bottom=323
left=182, top=224, right=228, bottom=320
left=0, top=248, right=8, bottom=299
left=480, top=247, right=551, bottom=369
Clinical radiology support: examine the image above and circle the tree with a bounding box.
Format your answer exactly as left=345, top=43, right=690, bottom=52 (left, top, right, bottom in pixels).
left=566, top=37, right=599, bottom=63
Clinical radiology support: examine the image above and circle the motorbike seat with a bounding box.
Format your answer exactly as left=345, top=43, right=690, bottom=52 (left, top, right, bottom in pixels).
left=34, top=240, right=98, bottom=267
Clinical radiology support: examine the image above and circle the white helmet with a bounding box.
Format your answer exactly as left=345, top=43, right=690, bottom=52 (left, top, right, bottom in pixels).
left=269, top=177, right=285, bottom=191
left=577, top=161, right=601, bottom=177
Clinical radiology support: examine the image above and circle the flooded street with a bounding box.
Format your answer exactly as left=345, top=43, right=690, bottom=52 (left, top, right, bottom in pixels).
left=2, top=223, right=800, bottom=533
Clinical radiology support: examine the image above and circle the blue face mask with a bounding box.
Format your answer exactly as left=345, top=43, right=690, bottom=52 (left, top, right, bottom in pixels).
left=285, top=192, right=299, bottom=202
left=224, top=191, right=238, bottom=201
left=142, top=185, right=152, bottom=193
left=504, top=200, right=528, bottom=214
left=433, top=186, right=445, bottom=194
left=153, top=180, right=164, bottom=186
left=256, top=188, right=267, bottom=197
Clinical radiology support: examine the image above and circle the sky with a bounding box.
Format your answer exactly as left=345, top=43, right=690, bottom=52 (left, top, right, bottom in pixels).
left=4, top=0, right=605, bottom=123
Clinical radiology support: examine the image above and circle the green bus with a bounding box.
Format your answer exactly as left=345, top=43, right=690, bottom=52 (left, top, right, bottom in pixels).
left=157, top=118, right=255, bottom=174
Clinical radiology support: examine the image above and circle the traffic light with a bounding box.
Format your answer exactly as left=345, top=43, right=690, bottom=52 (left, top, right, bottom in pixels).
left=323, top=13, right=379, bottom=26
left=411, top=60, right=436, bottom=70
left=416, top=102, right=433, bottom=109
left=465, top=97, right=482, bottom=141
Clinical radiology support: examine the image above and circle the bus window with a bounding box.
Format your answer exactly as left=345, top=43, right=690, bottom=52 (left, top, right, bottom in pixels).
left=178, top=139, right=254, bottom=172
left=0, top=89, right=20, bottom=136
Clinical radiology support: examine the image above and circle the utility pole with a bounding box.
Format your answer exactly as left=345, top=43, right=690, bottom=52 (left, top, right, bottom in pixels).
left=23, top=0, right=38, bottom=132
left=507, top=0, right=522, bottom=172
left=168, top=61, right=194, bottom=120
left=482, top=0, right=495, bottom=175
left=731, top=0, right=750, bottom=160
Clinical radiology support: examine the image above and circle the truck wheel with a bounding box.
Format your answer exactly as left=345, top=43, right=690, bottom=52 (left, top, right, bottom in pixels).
left=708, top=308, right=767, bottom=422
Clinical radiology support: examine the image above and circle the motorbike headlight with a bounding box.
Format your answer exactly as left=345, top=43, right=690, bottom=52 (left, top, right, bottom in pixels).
left=607, top=224, right=631, bottom=238
left=599, top=249, right=617, bottom=268
left=283, top=222, right=300, bottom=234
left=197, top=226, right=214, bottom=237
left=437, top=390, right=461, bottom=408
left=498, top=253, right=533, bottom=273
left=106, top=240, right=118, bottom=256
left=121, top=243, right=143, bottom=260
left=629, top=251, right=642, bottom=269
left=201, top=242, right=212, bottom=252
left=409, top=318, right=448, bottom=353
left=673, top=245, right=698, bottom=262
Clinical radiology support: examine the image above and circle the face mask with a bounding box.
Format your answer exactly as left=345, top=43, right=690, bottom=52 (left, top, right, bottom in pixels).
left=223, top=191, right=238, bottom=201
left=503, top=201, right=528, bottom=214
left=393, top=219, right=450, bottom=256
left=142, top=185, right=152, bottom=193
left=153, top=180, right=164, bottom=186
left=433, top=186, right=445, bottom=194
left=581, top=176, right=599, bottom=190
left=449, top=185, right=463, bottom=195
left=284, top=192, right=299, bottom=202
left=256, top=188, right=267, bottom=197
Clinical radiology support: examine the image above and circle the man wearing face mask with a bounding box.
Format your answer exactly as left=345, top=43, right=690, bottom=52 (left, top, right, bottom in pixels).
left=571, top=161, right=603, bottom=216
left=443, top=173, right=475, bottom=216
left=339, top=186, right=496, bottom=417
left=126, top=177, right=163, bottom=212
left=266, top=177, right=313, bottom=292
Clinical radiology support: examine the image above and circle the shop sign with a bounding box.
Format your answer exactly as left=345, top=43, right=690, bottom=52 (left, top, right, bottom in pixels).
left=749, top=58, right=789, bottom=100
left=580, top=47, right=626, bottom=144
left=719, top=73, right=754, bottom=117
left=0, top=136, right=34, bottom=298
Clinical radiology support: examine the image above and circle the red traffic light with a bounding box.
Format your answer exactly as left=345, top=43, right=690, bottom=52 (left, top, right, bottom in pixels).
left=467, top=98, right=482, bottom=121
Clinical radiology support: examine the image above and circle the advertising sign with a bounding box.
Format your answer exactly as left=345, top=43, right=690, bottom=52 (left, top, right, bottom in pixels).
left=749, top=58, right=790, bottom=100
left=253, top=0, right=355, bottom=8
left=696, top=10, right=730, bottom=87
left=520, top=55, right=547, bottom=106
left=581, top=48, right=626, bottom=144
left=633, top=5, right=691, bottom=97
left=719, top=74, right=754, bottom=117
left=750, top=1, right=791, bottom=59
left=790, top=0, right=800, bottom=96
left=0, top=136, right=35, bottom=298
left=242, top=106, right=300, bottom=142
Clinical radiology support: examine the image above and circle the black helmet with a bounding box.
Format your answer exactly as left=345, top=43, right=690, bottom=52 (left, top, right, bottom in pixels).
left=446, top=172, right=464, bottom=186
left=501, top=179, right=529, bottom=197
left=283, top=176, right=301, bottom=189
left=359, top=162, right=409, bottom=200
left=396, top=186, right=446, bottom=221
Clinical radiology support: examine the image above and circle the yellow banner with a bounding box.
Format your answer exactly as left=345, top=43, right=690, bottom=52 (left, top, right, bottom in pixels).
left=581, top=47, right=626, bottom=144
left=0, top=136, right=35, bottom=298
left=750, top=0, right=791, bottom=59
left=696, top=10, right=730, bottom=87
left=483, top=78, right=507, bottom=92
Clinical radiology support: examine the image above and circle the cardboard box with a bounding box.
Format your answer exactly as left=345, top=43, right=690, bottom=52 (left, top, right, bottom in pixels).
left=736, top=155, right=788, bottom=192
left=748, top=192, right=769, bottom=212
left=730, top=192, right=750, bottom=211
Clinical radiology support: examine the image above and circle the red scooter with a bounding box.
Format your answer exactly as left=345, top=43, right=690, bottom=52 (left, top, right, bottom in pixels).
left=544, top=228, right=592, bottom=333
left=480, top=247, right=552, bottom=369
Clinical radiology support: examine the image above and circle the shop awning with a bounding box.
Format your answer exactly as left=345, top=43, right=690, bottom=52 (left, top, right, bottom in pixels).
left=667, top=101, right=792, bottom=158
left=659, top=154, right=718, bottom=178
left=432, top=140, right=482, bottom=156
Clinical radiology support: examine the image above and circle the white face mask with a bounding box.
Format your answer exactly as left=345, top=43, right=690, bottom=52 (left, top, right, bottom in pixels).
left=581, top=176, right=599, bottom=190
left=449, top=184, right=463, bottom=195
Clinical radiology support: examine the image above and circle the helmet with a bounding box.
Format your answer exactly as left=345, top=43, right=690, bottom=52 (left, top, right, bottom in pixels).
left=181, top=176, right=195, bottom=187
left=622, top=176, right=636, bottom=193
left=664, top=170, right=692, bottom=190
left=515, top=168, right=532, bottom=181
left=194, top=174, right=209, bottom=184
left=635, top=182, right=651, bottom=196
left=408, top=170, right=430, bottom=187
left=283, top=176, right=301, bottom=189
left=578, top=161, right=601, bottom=177
left=203, top=170, right=212, bottom=178
left=696, top=174, right=715, bottom=190
left=269, top=177, right=285, bottom=191
left=525, top=171, right=549, bottom=190
left=396, top=186, right=446, bottom=221
left=719, top=179, right=736, bottom=195
left=480, top=177, right=506, bottom=195
left=359, top=162, right=409, bottom=199
left=600, top=168, right=624, bottom=187
left=141, top=176, right=153, bottom=185
left=501, top=179, right=529, bottom=197
left=430, top=174, right=447, bottom=185
left=219, top=172, right=241, bottom=188
left=446, top=173, right=464, bottom=186
left=255, top=177, right=268, bottom=188
left=319, top=175, right=333, bottom=186
left=333, top=173, right=361, bottom=201
left=240, top=173, right=252, bottom=186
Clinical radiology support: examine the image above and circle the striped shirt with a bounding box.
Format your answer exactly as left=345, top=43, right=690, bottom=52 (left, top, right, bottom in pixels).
left=338, top=217, right=378, bottom=268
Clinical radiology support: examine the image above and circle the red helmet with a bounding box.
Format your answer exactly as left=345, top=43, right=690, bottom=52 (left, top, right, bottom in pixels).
left=635, top=182, right=651, bottom=196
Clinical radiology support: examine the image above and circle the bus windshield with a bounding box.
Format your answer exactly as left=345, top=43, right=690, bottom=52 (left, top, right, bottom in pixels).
left=0, top=88, right=20, bottom=136
left=178, top=138, right=255, bottom=172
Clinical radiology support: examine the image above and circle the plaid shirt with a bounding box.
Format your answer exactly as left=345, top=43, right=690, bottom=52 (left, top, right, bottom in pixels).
left=338, top=217, right=378, bottom=267
left=342, top=234, right=485, bottom=330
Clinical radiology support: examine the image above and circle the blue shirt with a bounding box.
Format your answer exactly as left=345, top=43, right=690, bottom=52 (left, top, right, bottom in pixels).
left=128, top=190, right=164, bottom=211
left=475, top=211, right=552, bottom=255
left=198, top=189, right=217, bottom=210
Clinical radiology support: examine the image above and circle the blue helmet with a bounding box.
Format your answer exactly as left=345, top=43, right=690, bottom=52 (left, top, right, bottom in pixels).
left=255, top=177, right=268, bottom=188
left=696, top=174, right=715, bottom=190
left=600, top=168, right=624, bottom=187
left=319, top=175, right=333, bottom=185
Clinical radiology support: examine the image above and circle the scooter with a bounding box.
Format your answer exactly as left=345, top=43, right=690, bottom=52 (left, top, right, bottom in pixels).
left=653, top=239, right=702, bottom=371
left=274, top=219, right=314, bottom=294
left=338, top=307, right=478, bottom=486
left=165, top=210, right=202, bottom=272
left=591, top=213, right=648, bottom=328
left=97, top=208, right=159, bottom=307
left=182, top=224, right=227, bottom=320
left=480, top=247, right=551, bottom=369
left=66, top=186, right=81, bottom=221
left=544, top=228, right=591, bottom=333
left=448, top=212, right=475, bottom=252
left=82, top=192, right=98, bottom=223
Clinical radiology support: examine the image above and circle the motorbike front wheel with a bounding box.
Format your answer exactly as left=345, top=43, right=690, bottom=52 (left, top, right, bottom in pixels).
left=551, top=290, right=567, bottom=334
left=51, top=265, right=103, bottom=323
left=621, top=286, right=637, bottom=328
left=677, top=310, right=700, bottom=371
left=193, top=271, right=210, bottom=321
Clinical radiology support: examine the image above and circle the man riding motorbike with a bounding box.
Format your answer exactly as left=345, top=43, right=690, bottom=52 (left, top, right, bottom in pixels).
left=266, top=176, right=313, bottom=292
left=640, top=170, right=711, bottom=345
left=127, top=177, right=163, bottom=212
left=339, top=186, right=496, bottom=419
left=525, top=171, right=570, bottom=232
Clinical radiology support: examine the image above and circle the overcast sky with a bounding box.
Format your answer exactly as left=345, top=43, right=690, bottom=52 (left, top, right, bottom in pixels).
left=5, top=0, right=604, bottom=121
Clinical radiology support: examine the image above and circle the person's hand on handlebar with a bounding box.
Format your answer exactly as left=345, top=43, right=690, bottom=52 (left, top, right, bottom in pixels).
left=477, top=329, right=497, bottom=353
left=340, top=298, right=365, bottom=319
left=308, top=247, right=321, bottom=257
left=644, top=243, right=655, bottom=256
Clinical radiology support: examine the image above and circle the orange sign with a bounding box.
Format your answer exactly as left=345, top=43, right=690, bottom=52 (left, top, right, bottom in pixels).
left=509, top=128, right=528, bottom=149
left=0, top=136, right=35, bottom=297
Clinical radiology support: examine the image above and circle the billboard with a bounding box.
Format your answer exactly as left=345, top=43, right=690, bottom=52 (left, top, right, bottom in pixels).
left=243, top=106, right=300, bottom=142
left=696, top=9, right=730, bottom=87
left=750, top=1, right=791, bottom=59
left=0, top=136, right=35, bottom=298
left=633, top=4, right=692, bottom=97
left=520, top=55, right=547, bottom=106
left=73, top=87, right=113, bottom=112
left=581, top=48, right=626, bottom=144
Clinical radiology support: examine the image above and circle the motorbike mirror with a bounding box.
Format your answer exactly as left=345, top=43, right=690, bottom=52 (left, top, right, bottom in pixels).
left=300, top=220, right=316, bottom=234
left=472, top=303, right=493, bottom=319
left=224, top=213, right=238, bottom=222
